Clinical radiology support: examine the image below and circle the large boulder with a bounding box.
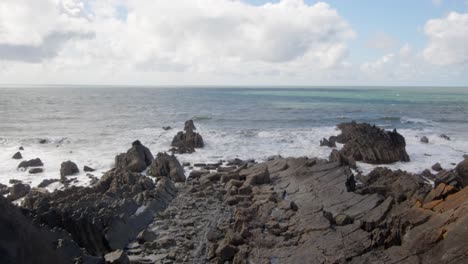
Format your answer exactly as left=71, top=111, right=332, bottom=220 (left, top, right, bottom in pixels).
left=22, top=168, right=177, bottom=256
left=335, top=122, right=410, bottom=164
left=60, top=161, right=79, bottom=182
left=171, top=120, right=204, bottom=154
left=18, top=158, right=43, bottom=169
left=115, top=140, right=154, bottom=173
left=147, top=153, right=185, bottom=182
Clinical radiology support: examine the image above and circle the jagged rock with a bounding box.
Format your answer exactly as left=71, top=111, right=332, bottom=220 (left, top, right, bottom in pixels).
left=162, top=126, right=172, bottom=131
left=29, top=168, right=44, bottom=174
left=115, top=140, right=154, bottom=173
left=455, top=156, right=468, bottom=186
left=8, top=183, right=31, bottom=201
left=18, top=158, right=43, bottom=169
left=148, top=153, right=185, bottom=182
left=439, top=134, right=451, bottom=140
left=361, top=197, right=394, bottom=231
left=420, top=136, right=429, bottom=143
left=0, top=195, right=67, bottom=264
left=0, top=183, right=9, bottom=195
left=171, top=120, right=204, bottom=154
left=38, top=179, right=60, bottom=188
left=239, top=164, right=270, bottom=186
left=435, top=170, right=464, bottom=189
left=22, top=169, right=177, bottom=256
left=423, top=183, right=458, bottom=203
left=84, top=166, right=95, bottom=172
left=320, top=136, right=337, bottom=148
left=12, top=151, right=22, bottom=159
left=104, top=250, right=129, bottom=264
left=60, top=161, right=79, bottom=181
left=432, top=162, right=443, bottom=172
left=335, top=122, right=410, bottom=164
left=226, top=158, right=244, bottom=166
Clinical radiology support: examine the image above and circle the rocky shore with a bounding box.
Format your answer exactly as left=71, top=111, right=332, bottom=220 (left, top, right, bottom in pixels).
left=1, top=121, right=467, bottom=264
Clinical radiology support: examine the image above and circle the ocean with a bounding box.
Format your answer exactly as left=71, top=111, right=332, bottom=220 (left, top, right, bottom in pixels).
left=1, top=86, right=467, bottom=190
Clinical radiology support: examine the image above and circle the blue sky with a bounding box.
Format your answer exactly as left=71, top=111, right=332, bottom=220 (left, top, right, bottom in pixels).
left=0, top=0, right=467, bottom=86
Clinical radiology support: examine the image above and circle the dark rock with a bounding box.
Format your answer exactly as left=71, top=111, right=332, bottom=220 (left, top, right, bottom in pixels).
left=226, top=158, right=244, bottom=166
left=0, top=183, right=8, bottom=195
left=335, top=122, right=410, bottom=164
left=431, top=162, right=443, bottom=172
left=29, top=168, right=44, bottom=174
left=104, top=250, right=129, bottom=264
left=189, top=170, right=209, bottom=179
left=12, top=152, right=22, bottom=159
left=182, top=162, right=191, bottom=167
left=216, top=242, right=238, bottom=261
left=455, top=157, right=468, bottom=186
left=39, top=139, right=48, bottom=144
left=84, top=166, right=95, bottom=172
left=162, top=126, right=172, bottom=131
left=334, top=213, right=353, bottom=226
left=184, top=120, right=196, bottom=131
left=19, top=146, right=24, bottom=150
left=38, top=179, right=60, bottom=188
left=9, top=179, right=22, bottom=184
left=137, top=229, right=157, bottom=244
left=147, top=153, right=185, bottom=182
left=320, top=136, right=337, bottom=148
left=60, top=161, right=79, bottom=181
left=421, top=169, right=434, bottom=179
left=22, top=169, right=177, bottom=256
left=435, top=170, right=464, bottom=189
left=420, top=136, right=429, bottom=144
left=0, top=195, right=67, bottom=264
left=420, top=136, right=429, bottom=143
left=171, top=120, right=204, bottom=154
left=439, top=134, right=451, bottom=140
left=18, top=158, right=43, bottom=169
left=115, top=140, right=154, bottom=173
left=8, top=183, right=31, bottom=201
left=239, top=164, right=270, bottom=186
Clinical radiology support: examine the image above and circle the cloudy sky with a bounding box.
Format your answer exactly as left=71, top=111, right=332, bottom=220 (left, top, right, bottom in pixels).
left=0, top=0, right=467, bottom=86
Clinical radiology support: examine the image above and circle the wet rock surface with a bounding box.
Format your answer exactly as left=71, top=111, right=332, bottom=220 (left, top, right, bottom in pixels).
left=335, top=122, right=410, bottom=164
left=17, top=158, right=43, bottom=169
left=22, top=168, right=177, bottom=257
left=12, top=151, right=22, bottom=159
left=171, top=120, right=204, bottom=154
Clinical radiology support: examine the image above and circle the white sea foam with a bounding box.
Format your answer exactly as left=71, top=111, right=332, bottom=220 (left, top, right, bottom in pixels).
left=0, top=124, right=466, bottom=191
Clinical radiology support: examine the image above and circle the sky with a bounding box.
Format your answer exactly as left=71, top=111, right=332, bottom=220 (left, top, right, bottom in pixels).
left=0, top=0, right=467, bottom=86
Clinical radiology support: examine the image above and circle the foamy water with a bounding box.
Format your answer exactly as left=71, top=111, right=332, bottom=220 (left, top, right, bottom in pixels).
left=0, top=87, right=467, bottom=190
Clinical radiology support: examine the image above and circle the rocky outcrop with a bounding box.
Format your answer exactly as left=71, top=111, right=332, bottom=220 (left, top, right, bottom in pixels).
left=22, top=168, right=177, bottom=256
left=171, top=120, right=204, bottom=154
left=115, top=140, right=154, bottom=173
left=29, top=168, right=43, bottom=174
left=0, top=195, right=66, bottom=264
left=335, top=122, right=410, bottom=164
left=147, top=152, right=185, bottom=182
left=455, top=156, right=468, bottom=186
left=38, top=179, right=60, bottom=188
left=320, top=136, right=337, bottom=148
left=60, top=161, right=79, bottom=182
left=8, top=183, right=31, bottom=201
left=12, top=151, right=22, bottom=159
left=17, top=158, right=43, bottom=169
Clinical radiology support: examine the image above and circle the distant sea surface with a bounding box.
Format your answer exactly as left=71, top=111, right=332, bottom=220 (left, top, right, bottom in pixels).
left=1, top=86, right=467, bottom=189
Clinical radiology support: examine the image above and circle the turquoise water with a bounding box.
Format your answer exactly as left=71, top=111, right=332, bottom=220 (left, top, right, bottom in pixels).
left=0, top=86, right=467, bottom=188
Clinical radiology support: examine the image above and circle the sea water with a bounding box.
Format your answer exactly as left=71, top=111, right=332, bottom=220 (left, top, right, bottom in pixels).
left=0, top=86, right=467, bottom=189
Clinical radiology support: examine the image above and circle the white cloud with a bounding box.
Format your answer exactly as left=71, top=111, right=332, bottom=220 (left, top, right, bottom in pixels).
left=0, top=0, right=356, bottom=83
left=423, top=12, right=468, bottom=65
left=367, top=31, right=399, bottom=51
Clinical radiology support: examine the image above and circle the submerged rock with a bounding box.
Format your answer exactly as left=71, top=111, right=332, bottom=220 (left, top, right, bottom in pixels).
left=171, top=120, right=204, bottom=154
left=38, top=179, right=60, bottom=188
left=439, top=134, right=451, bottom=140
left=83, top=166, right=95, bottom=172
left=115, top=140, right=154, bottom=173
left=432, top=162, right=443, bottom=172
left=335, top=122, right=410, bottom=164
left=147, top=153, right=185, bottom=182
left=29, top=168, right=44, bottom=174
left=320, top=136, right=337, bottom=148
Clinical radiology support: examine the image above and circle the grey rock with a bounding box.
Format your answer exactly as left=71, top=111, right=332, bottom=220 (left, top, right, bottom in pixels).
left=60, top=161, right=79, bottom=181
left=148, top=152, right=185, bottom=182
left=84, top=166, right=95, bottom=172
left=29, top=168, right=44, bottom=174
left=420, top=136, right=429, bottom=143
left=431, top=162, right=443, bottom=172
left=8, top=183, right=31, bottom=201
left=115, top=140, right=154, bottom=173
left=38, top=179, right=60, bottom=188
left=12, top=151, right=22, bottom=159
left=18, top=158, right=43, bottom=169
left=104, top=250, right=129, bottom=264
